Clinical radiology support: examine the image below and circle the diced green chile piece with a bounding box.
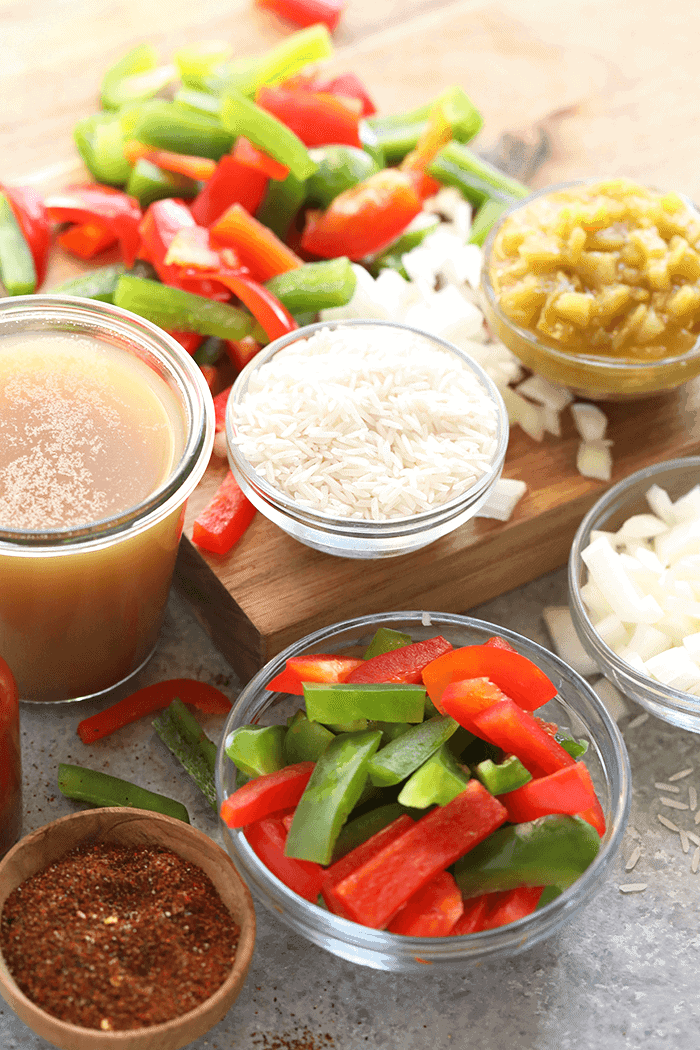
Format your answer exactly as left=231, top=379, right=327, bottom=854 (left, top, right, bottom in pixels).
left=221, top=92, right=317, bottom=180
left=130, top=100, right=236, bottom=159
left=57, top=763, right=190, bottom=823
left=126, top=158, right=199, bottom=207
left=225, top=724, right=287, bottom=778
left=54, top=264, right=126, bottom=303
left=303, top=682, right=426, bottom=725
left=367, top=716, right=459, bottom=787
left=266, top=257, right=356, bottom=314
left=0, top=195, right=36, bottom=296
left=256, top=170, right=307, bottom=240
left=468, top=197, right=510, bottom=247
left=305, top=145, right=380, bottom=208
left=428, top=141, right=529, bottom=207
left=285, top=729, right=382, bottom=864
left=367, top=85, right=483, bottom=164
left=284, top=714, right=335, bottom=764
left=363, top=627, right=412, bottom=661
left=331, top=802, right=407, bottom=860
left=453, top=814, right=601, bottom=897
left=397, top=743, right=470, bottom=808
left=475, top=754, right=532, bottom=795
left=114, top=275, right=253, bottom=339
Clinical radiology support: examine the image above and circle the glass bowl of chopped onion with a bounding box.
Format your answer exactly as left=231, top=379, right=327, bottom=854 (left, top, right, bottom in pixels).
left=216, top=611, right=630, bottom=972
left=480, top=179, right=700, bottom=401
left=225, top=320, right=508, bottom=558
left=569, top=457, right=700, bottom=731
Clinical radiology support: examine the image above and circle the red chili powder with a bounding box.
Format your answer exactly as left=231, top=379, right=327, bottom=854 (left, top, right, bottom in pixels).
left=0, top=841, right=240, bottom=1031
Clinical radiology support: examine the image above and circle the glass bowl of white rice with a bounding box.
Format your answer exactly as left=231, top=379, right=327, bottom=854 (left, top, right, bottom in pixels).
left=225, top=320, right=508, bottom=558
left=568, top=457, right=700, bottom=731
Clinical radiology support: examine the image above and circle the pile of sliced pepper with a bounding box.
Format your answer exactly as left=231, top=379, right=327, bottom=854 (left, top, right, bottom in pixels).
left=219, top=627, right=606, bottom=935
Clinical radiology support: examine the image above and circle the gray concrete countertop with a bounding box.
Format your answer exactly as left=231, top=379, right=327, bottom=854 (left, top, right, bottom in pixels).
left=4, top=567, right=700, bottom=1050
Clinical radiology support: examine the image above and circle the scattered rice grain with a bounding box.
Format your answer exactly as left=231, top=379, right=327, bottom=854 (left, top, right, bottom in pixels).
left=687, top=830, right=700, bottom=847
left=660, top=796, right=689, bottom=810
left=626, top=713, right=649, bottom=729
left=693, top=847, right=700, bottom=873
left=658, top=814, right=680, bottom=832
left=619, top=883, right=647, bottom=893
left=654, top=782, right=681, bottom=793
left=421, top=611, right=432, bottom=626
left=680, top=828, right=691, bottom=853
left=625, top=845, right=642, bottom=871
left=669, top=767, right=694, bottom=781
left=690, top=786, right=698, bottom=811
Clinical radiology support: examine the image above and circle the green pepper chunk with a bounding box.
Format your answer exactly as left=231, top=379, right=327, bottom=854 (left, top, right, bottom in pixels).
left=453, top=814, right=601, bottom=896
left=475, top=754, right=532, bottom=795
left=303, top=682, right=426, bottom=725
left=362, top=627, right=412, bottom=660
left=265, top=258, right=356, bottom=315
left=285, top=729, right=382, bottom=864
left=367, top=715, right=459, bottom=787
left=284, top=714, right=335, bottom=764
left=468, top=197, right=510, bottom=247
left=256, top=170, right=307, bottom=240
left=174, top=87, right=223, bottom=116
left=233, top=24, right=334, bottom=98
left=559, top=736, right=589, bottom=759
left=221, top=92, right=317, bottom=180
left=331, top=801, right=407, bottom=860
left=305, top=145, right=379, bottom=208
left=224, top=724, right=287, bottom=778
left=397, top=743, right=470, bottom=808
left=0, top=194, right=36, bottom=295
left=74, top=114, right=132, bottom=186
left=114, top=275, right=253, bottom=339
left=367, top=85, right=483, bottom=164
left=53, top=264, right=126, bottom=303
left=57, top=763, right=190, bottom=823
left=192, top=335, right=225, bottom=366
left=428, top=141, right=529, bottom=207
left=126, top=158, right=200, bottom=207
left=101, top=43, right=160, bottom=110
left=366, top=720, right=412, bottom=746
left=130, top=100, right=235, bottom=160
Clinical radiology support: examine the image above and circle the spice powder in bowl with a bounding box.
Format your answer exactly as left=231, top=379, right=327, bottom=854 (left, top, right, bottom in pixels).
left=226, top=320, right=507, bottom=558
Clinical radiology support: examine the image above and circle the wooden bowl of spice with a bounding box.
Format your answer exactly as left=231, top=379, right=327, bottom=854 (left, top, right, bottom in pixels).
left=0, top=807, right=256, bottom=1050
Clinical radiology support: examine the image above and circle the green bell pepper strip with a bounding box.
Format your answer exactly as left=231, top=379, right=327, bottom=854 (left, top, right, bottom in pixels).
left=54, top=263, right=126, bottom=303
left=0, top=194, right=37, bottom=295
left=256, top=170, right=307, bottom=240
left=453, top=814, right=602, bottom=897
left=366, top=85, right=483, bottom=164
left=468, top=197, right=510, bottom=247
left=366, top=720, right=412, bottom=746
left=397, top=743, right=470, bottom=808
left=74, top=114, right=132, bottom=186
left=221, top=92, right=318, bottom=181
left=428, top=141, right=530, bottom=207
left=283, top=714, right=335, bottom=764
left=305, top=145, right=380, bottom=208
left=101, top=43, right=160, bottom=110
left=114, top=275, right=254, bottom=340
left=362, top=627, right=412, bottom=660
left=174, top=86, right=223, bottom=116
left=192, top=335, right=225, bottom=366
left=367, top=715, right=459, bottom=787
left=130, top=100, right=236, bottom=160
left=173, top=41, right=233, bottom=85
left=285, top=729, right=383, bottom=865
left=265, top=257, right=356, bottom=315
left=152, top=698, right=218, bottom=810
left=303, top=682, right=426, bottom=725
left=559, top=736, right=589, bottom=759
left=126, top=158, right=199, bottom=207
left=225, top=724, right=287, bottom=778
left=330, top=802, right=409, bottom=861
left=57, top=762, right=190, bottom=823
left=233, top=24, right=334, bottom=98
left=475, top=754, right=532, bottom=795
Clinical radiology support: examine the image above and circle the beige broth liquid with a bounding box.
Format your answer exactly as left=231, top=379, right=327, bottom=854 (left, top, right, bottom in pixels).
left=0, top=331, right=186, bottom=701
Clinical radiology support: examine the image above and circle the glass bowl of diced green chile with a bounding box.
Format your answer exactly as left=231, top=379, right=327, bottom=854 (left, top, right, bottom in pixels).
left=215, top=612, right=630, bottom=972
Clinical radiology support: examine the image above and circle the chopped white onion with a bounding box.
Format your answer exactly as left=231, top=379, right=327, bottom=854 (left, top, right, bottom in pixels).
left=581, top=536, right=663, bottom=624
left=500, top=386, right=546, bottom=442
left=577, top=439, right=613, bottom=481
left=542, top=605, right=599, bottom=675
left=515, top=375, right=573, bottom=412
left=476, top=477, right=527, bottom=521
left=571, top=402, right=609, bottom=442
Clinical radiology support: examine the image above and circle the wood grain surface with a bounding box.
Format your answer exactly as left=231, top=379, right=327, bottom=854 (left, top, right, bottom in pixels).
left=3, top=0, right=700, bottom=682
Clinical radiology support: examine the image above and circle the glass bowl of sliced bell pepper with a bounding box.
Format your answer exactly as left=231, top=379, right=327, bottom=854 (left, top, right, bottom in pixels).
left=215, top=611, right=630, bottom=971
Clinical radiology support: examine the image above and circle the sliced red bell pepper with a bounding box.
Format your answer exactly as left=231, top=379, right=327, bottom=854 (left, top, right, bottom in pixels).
left=300, top=168, right=423, bottom=261
left=220, top=761, right=315, bottom=827
left=192, top=470, right=256, bottom=556
left=209, top=202, right=304, bottom=281
left=438, top=676, right=510, bottom=734
left=450, top=894, right=490, bottom=935
left=500, top=763, right=601, bottom=825
left=232, top=137, right=291, bottom=181
left=123, top=140, right=217, bottom=181
left=422, top=644, right=557, bottom=713
left=346, top=636, right=453, bottom=686
left=163, top=225, right=223, bottom=270
left=321, top=813, right=415, bottom=916
left=572, top=762, right=607, bottom=837
left=479, top=885, right=544, bottom=931
left=190, top=156, right=269, bottom=227
left=386, top=871, right=464, bottom=937
left=291, top=72, right=376, bottom=117
left=471, top=699, right=575, bottom=779
left=244, top=813, right=325, bottom=901
left=2, top=184, right=51, bottom=286
left=323, top=780, right=508, bottom=929
left=255, top=0, right=346, bottom=31
left=257, top=85, right=362, bottom=149
left=45, top=184, right=142, bottom=267
left=138, top=199, right=231, bottom=298
left=225, top=335, right=261, bottom=373
left=199, top=363, right=220, bottom=394
left=76, top=678, right=232, bottom=744
left=56, top=220, right=119, bottom=259
left=266, top=654, right=365, bottom=695
left=200, top=269, right=297, bottom=341
left=213, top=384, right=232, bottom=432
left=166, top=330, right=204, bottom=355
left=485, top=635, right=518, bottom=652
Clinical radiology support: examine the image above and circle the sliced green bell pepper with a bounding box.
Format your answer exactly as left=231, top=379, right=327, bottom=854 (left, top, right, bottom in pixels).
left=126, top=158, right=199, bottom=207
left=363, top=627, right=412, bottom=660
left=303, top=682, right=426, bottom=725
left=225, top=724, right=287, bottom=778
left=475, top=754, right=532, bottom=795
left=101, top=43, right=160, bottom=110
left=284, top=713, right=335, bottom=764
left=330, top=801, right=408, bottom=860
left=397, top=743, right=470, bottom=807
left=221, top=91, right=317, bottom=181
left=114, top=275, right=253, bottom=340
left=0, top=194, right=36, bottom=295
left=256, top=170, right=307, bottom=240
left=265, top=257, right=356, bottom=315
left=367, top=715, right=459, bottom=787
left=58, top=762, right=189, bottom=823
left=54, top=264, right=126, bottom=303
left=233, top=24, right=334, bottom=98
left=130, top=100, right=235, bottom=160
left=428, top=141, right=530, bottom=207
left=305, top=145, right=379, bottom=208
left=366, top=85, right=483, bottom=164
left=468, top=197, right=510, bottom=247
left=74, top=113, right=132, bottom=186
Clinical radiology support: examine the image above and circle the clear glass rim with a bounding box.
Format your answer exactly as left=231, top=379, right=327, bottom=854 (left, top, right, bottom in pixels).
left=216, top=611, right=631, bottom=964
left=480, top=179, right=700, bottom=373
left=568, top=456, right=700, bottom=715
left=225, top=319, right=509, bottom=537
left=0, top=295, right=214, bottom=552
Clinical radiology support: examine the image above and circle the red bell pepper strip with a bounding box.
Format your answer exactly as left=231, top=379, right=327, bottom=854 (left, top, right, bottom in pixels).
left=300, top=168, right=423, bottom=261
left=255, top=0, right=346, bottom=31
left=57, top=220, right=119, bottom=259
left=225, top=335, right=261, bottom=373
left=450, top=894, right=490, bottom=935
left=479, top=885, right=544, bottom=931
left=123, top=140, right=217, bottom=181
left=256, top=85, right=363, bottom=149
left=422, top=644, right=557, bottom=713
left=219, top=761, right=315, bottom=827
left=213, top=384, right=232, bottom=432
left=572, top=762, right=607, bottom=837
left=166, top=330, right=204, bottom=355
left=76, top=678, right=232, bottom=744
left=2, top=184, right=51, bottom=286
left=190, top=156, right=269, bottom=227
left=289, top=72, right=376, bottom=117
left=471, top=699, right=576, bottom=779
left=45, top=184, right=142, bottom=267
left=321, top=814, right=415, bottom=916
left=244, top=813, right=325, bottom=901
left=266, top=654, right=365, bottom=695
left=138, top=199, right=231, bottom=299
left=232, top=137, right=291, bottom=181
left=323, top=780, right=508, bottom=929
left=485, top=635, right=518, bottom=652
left=499, top=763, right=601, bottom=825
left=387, top=871, right=464, bottom=937
left=438, top=676, right=510, bottom=735
left=199, top=364, right=220, bottom=394
left=192, top=470, right=257, bottom=556
left=346, top=636, right=453, bottom=686
left=209, top=203, right=304, bottom=281
left=200, top=269, right=297, bottom=342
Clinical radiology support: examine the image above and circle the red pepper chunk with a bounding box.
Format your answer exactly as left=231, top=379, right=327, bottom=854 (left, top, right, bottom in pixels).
left=202, top=269, right=297, bottom=342
left=450, top=894, right=490, bottom=936
left=266, top=654, right=365, bottom=695
left=438, top=676, right=510, bottom=734
left=192, top=471, right=256, bottom=556
left=479, top=886, right=544, bottom=931
left=220, top=761, right=315, bottom=827
left=57, top=221, right=118, bottom=259
left=45, top=185, right=142, bottom=267
left=255, top=0, right=346, bottom=31
left=500, top=763, right=601, bottom=825
left=209, top=203, right=303, bottom=281
left=321, top=814, right=415, bottom=917
left=256, top=86, right=362, bottom=149
left=471, top=699, right=575, bottom=779
left=346, top=636, right=453, bottom=686
left=76, top=679, right=232, bottom=744
left=213, top=385, right=232, bottom=433
left=2, top=184, right=51, bottom=286
left=244, top=814, right=325, bottom=901
left=190, top=156, right=269, bottom=228
left=232, top=137, right=290, bottom=181
left=323, top=780, right=508, bottom=929
left=387, top=871, right=464, bottom=937
left=422, top=644, right=557, bottom=712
